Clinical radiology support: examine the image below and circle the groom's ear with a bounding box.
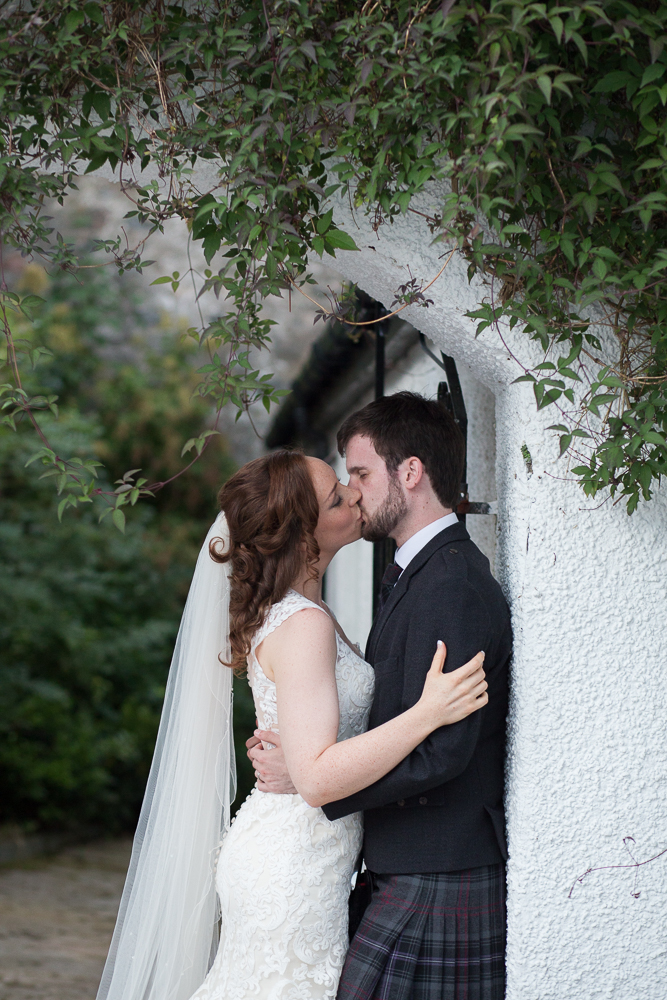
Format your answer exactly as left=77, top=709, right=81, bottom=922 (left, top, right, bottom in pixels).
left=400, top=456, right=425, bottom=491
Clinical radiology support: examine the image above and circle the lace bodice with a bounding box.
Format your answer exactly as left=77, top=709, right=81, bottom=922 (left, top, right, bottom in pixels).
left=247, top=589, right=374, bottom=743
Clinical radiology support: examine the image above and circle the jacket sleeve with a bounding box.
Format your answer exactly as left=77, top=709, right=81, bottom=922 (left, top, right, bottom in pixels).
left=323, top=577, right=492, bottom=820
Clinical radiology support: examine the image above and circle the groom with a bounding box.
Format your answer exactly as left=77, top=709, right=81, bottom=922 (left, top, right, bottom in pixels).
left=249, top=391, right=511, bottom=999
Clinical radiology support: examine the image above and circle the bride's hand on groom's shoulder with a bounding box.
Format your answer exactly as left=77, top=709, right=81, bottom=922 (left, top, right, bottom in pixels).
left=246, top=730, right=298, bottom=794
left=417, top=642, right=488, bottom=729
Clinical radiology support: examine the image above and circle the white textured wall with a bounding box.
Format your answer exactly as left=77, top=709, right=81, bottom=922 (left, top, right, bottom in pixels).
left=325, top=192, right=667, bottom=1000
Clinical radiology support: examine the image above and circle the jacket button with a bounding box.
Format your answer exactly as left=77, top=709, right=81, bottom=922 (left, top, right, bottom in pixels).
left=419, top=796, right=428, bottom=805
left=449, top=548, right=458, bottom=554
left=397, top=799, right=405, bottom=807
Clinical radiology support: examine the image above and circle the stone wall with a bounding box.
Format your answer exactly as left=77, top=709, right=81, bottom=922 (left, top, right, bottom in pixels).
left=62, top=173, right=342, bottom=465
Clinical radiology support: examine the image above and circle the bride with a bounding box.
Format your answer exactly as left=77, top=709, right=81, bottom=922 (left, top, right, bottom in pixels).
left=97, top=450, right=487, bottom=1000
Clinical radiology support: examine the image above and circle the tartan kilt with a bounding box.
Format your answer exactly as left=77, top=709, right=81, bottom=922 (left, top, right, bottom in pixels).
left=337, top=864, right=506, bottom=1000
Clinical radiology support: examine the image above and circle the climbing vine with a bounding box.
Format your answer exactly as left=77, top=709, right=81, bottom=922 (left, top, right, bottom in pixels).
left=1, top=0, right=666, bottom=517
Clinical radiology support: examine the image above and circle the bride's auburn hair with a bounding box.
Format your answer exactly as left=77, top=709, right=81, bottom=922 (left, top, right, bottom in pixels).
left=210, top=450, right=320, bottom=674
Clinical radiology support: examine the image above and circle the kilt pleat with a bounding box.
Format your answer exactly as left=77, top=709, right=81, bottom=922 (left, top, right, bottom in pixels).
left=337, top=864, right=506, bottom=1000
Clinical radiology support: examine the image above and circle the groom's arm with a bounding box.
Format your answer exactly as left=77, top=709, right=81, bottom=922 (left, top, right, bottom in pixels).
left=246, top=732, right=297, bottom=794
left=322, top=581, right=493, bottom=820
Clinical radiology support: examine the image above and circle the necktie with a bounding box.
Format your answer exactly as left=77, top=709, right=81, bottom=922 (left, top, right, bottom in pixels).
left=379, top=562, right=402, bottom=611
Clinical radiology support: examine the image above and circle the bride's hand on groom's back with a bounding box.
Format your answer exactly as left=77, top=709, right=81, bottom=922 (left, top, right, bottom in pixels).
left=416, top=642, right=487, bottom=729
left=246, top=730, right=298, bottom=794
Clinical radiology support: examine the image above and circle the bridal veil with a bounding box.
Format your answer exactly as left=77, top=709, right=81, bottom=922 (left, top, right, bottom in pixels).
left=97, top=513, right=236, bottom=1000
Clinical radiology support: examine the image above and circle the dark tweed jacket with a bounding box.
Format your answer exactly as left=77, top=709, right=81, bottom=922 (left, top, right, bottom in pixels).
left=323, top=522, right=511, bottom=874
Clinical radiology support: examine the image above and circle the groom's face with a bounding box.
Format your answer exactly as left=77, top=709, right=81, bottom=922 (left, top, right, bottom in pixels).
left=345, top=434, right=407, bottom=543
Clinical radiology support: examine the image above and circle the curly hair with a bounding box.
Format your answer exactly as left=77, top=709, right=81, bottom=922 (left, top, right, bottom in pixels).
left=209, top=450, right=320, bottom=674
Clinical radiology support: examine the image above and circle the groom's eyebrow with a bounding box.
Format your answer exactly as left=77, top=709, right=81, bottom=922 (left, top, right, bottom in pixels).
left=347, top=465, right=366, bottom=475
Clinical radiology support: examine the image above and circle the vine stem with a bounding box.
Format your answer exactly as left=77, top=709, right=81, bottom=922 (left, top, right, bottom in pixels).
left=283, top=248, right=456, bottom=327
left=569, top=844, right=667, bottom=899
left=545, top=155, right=568, bottom=234
left=1, top=299, right=52, bottom=450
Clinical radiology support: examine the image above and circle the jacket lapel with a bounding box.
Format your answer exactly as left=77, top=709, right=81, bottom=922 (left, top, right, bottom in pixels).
left=366, top=522, right=470, bottom=664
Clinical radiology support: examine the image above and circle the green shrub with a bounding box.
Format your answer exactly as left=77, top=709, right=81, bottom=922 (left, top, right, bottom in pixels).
left=0, top=264, right=255, bottom=832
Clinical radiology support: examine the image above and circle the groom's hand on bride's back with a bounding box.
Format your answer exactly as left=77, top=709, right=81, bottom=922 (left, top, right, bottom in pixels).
left=246, top=731, right=297, bottom=794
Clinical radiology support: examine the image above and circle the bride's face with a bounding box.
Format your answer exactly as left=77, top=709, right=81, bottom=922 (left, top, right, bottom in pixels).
left=307, top=458, right=363, bottom=556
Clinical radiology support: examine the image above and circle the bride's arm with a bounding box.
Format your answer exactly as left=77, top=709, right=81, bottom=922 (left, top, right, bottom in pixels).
left=258, top=608, right=486, bottom=809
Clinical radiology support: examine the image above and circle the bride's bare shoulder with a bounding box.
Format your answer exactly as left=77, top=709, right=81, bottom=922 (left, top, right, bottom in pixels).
left=263, top=603, right=332, bottom=645
left=256, top=604, right=334, bottom=679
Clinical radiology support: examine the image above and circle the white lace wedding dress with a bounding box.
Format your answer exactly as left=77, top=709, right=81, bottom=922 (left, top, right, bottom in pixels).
left=189, top=589, right=375, bottom=1000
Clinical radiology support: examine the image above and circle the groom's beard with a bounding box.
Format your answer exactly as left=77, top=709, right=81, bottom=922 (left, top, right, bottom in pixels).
left=360, top=475, right=408, bottom=543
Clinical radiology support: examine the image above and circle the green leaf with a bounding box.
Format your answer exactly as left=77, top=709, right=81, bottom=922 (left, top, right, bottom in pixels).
left=84, top=2, right=105, bottom=24
left=582, top=195, right=598, bottom=223
left=300, top=41, right=317, bottom=64
left=638, top=463, right=653, bottom=493
left=600, top=376, right=625, bottom=388
left=593, top=71, right=634, bottom=93
left=556, top=367, right=582, bottom=382
left=394, top=190, right=411, bottom=213
left=92, top=92, right=111, bottom=121
left=588, top=392, right=618, bottom=414
left=537, top=75, right=552, bottom=104
left=559, top=434, right=572, bottom=456
left=592, top=258, right=607, bottom=280
left=550, top=16, right=564, bottom=42
left=112, top=508, right=126, bottom=533
left=598, top=171, right=624, bottom=194
left=64, top=10, right=86, bottom=34
left=641, top=64, right=666, bottom=88
left=324, top=229, right=360, bottom=252
left=316, top=209, right=334, bottom=235
left=203, top=233, right=222, bottom=263
left=20, top=294, right=46, bottom=320
left=503, top=123, right=542, bottom=141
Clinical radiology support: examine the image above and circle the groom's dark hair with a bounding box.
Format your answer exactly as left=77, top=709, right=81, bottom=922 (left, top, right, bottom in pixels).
left=337, top=391, right=464, bottom=510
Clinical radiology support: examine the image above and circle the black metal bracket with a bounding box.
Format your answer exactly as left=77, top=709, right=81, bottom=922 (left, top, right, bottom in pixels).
left=420, top=335, right=468, bottom=441
left=373, top=310, right=395, bottom=618
left=419, top=333, right=495, bottom=519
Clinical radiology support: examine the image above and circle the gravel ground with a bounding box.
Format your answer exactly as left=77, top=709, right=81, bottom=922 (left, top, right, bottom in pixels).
left=0, top=839, right=131, bottom=1000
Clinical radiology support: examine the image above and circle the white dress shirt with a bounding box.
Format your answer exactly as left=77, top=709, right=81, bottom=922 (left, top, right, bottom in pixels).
left=394, top=512, right=460, bottom=574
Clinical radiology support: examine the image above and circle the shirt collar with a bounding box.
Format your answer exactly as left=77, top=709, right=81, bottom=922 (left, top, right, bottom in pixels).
left=394, top=512, right=460, bottom=572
